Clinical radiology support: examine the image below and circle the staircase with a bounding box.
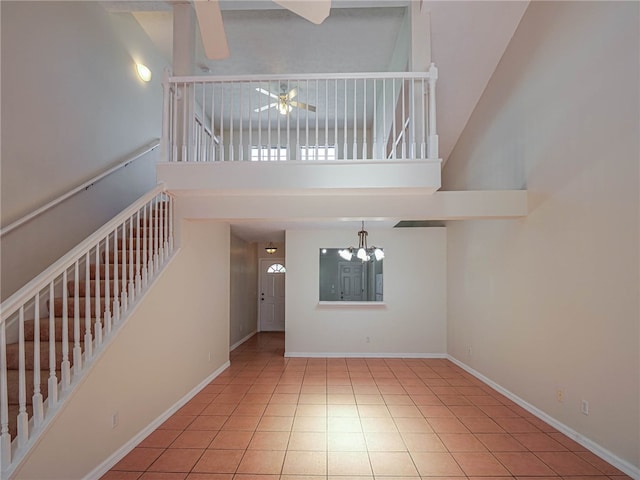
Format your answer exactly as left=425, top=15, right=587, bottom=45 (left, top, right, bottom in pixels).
left=1, top=186, right=173, bottom=477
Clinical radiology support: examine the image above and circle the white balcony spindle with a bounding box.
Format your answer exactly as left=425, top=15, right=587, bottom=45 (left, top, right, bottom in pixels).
left=48, top=283, right=58, bottom=405
left=73, top=261, right=82, bottom=373
left=1, top=321, right=10, bottom=466
left=17, top=306, right=28, bottom=447
left=32, top=292, right=44, bottom=426
left=352, top=79, right=357, bottom=159
left=85, top=252, right=93, bottom=359
left=61, top=270, right=71, bottom=388
left=343, top=79, right=348, bottom=159
left=427, top=63, right=438, bottom=160
left=363, top=79, right=367, bottom=159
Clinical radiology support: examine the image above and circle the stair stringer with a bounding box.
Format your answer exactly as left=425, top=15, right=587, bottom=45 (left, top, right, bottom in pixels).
left=9, top=220, right=232, bottom=479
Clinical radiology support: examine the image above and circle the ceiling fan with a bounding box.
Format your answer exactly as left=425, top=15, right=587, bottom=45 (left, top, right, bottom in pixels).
left=193, top=0, right=332, bottom=60
left=255, top=84, right=317, bottom=115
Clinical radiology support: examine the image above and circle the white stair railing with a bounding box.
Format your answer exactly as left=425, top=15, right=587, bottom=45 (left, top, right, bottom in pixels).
left=160, top=65, right=439, bottom=163
left=0, top=184, right=174, bottom=478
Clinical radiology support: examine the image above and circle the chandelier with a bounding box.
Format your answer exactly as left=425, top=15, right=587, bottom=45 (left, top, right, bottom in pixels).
left=338, top=222, right=384, bottom=262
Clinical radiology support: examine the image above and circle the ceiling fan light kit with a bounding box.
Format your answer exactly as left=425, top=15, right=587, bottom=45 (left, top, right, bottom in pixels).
left=255, top=84, right=317, bottom=116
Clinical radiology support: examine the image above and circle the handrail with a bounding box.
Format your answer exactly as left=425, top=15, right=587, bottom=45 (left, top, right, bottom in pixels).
left=169, top=71, right=433, bottom=83
left=0, top=183, right=167, bottom=323
left=0, top=140, right=160, bottom=238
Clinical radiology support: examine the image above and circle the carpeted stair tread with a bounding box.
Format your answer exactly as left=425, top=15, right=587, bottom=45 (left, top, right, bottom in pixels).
left=50, top=297, right=111, bottom=318
left=24, top=317, right=96, bottom=342
left=68, top=280, right=119, bottom=298
left=6, top=341, right=73, bottom=370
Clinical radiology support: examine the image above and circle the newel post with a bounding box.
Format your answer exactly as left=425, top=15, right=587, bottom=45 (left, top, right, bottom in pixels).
left=160, top=67, right=172, bottom=162
left=427, top=62, right=439, bottom=160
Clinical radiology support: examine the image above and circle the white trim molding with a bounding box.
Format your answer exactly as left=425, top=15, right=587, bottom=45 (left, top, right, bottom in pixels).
left=230, top=331, right=257, bottom=352
left=285, top=352, right=448, bottom=359
left=85, top=360, right=231, bottom=480
left=447, top=355, right=640, bottom=479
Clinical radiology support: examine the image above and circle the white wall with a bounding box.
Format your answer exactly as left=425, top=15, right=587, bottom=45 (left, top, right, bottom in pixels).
left=285, top=227, right=446, bottom=356
left=443, top=1, right=639, bottom=470
left=1, top=2, right=167, bottom=298
left=13, top=220, right=231, bottom=479
left=230, top=233, right=258, bottom=346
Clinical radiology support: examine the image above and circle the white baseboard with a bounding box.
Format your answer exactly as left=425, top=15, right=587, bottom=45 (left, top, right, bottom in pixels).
left=85, top=360, right=231, bottom=480
left=285, top=351, right=448, bottom=359
left=447, top=355, right=640, bottom=479
left=230, top=330, right=257, bottom=351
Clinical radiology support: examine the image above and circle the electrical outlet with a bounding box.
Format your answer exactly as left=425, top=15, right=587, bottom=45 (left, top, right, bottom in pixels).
left=111, top=412, right=119, bottom=429
left=365, top=336, right=370, bottom=344
left=208, top=351, right=211, bottom=362
left=556, top=389, right=565, bottom=403
left=581, top=399, right=589, bottom=415
left=468, top=346, right=473, bottom=357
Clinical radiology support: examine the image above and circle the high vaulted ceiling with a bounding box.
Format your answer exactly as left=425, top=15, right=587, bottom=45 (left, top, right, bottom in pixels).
left=103, top=0, right=530, bottom=241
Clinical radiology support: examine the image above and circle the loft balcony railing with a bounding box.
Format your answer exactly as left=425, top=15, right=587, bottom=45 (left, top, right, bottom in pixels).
left=160, top=65, right=439, bottom=164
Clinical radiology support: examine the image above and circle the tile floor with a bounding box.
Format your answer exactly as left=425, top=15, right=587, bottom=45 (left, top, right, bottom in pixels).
left=103, top=332, right=629, bottom=480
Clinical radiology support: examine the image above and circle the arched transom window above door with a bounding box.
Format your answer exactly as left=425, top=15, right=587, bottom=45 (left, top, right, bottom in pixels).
left=267, top=263, right=286, bottom=273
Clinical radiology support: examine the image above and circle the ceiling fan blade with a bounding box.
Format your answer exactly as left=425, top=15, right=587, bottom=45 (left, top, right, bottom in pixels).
left=287, top=87, right=298, bottom=100
left=193, top=0, right=230, bottom=60
left=254, top=103, right=278, bottom=113
left=290, top=100, right=317, bottom=113
left=256, top=87, right=280, bottom=100
left=273, top=0, right=331, bottom=25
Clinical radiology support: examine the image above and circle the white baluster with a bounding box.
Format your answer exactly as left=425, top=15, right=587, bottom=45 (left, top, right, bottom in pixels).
left=334, top=79, right=338, bottom=160
left=343, top=78, right=348, bottom=159
left=239, top=82, right=244, bottom=161
left=32, top=292, right=44, bottom=426
left=427, top=63, right=438, bottom=160
left=168, top=195, right=174, bottom=253
left=142, top=204, right=148, bottom=288
left=363, top=79, right=368, bottom=159
left=85, top=252, right=93, bottom=359
left=128, top=217, right=135, bottom=304
left=163, top=196, right=169, bottom=260
left=147, top=207, right=155, bottom=279
left=121, top=223, right=128, bottom=311
left=392, top=79, right=397, bottom=160
left=325, top=80, right=329, bottom=160
left=373, top=77, right=378, bottom=159
left=410, top=78, right=416, bottom=159
left=154, top=199, right=160, bottom=270
left=17, top=306, right=28, bottom=447
left=159, top=197, right=165, bottom=261
left=61, top=270, right=71, bottom=388
left=94, top=245, right=103, bottom=347
left=113, top=226, right=121, bottom=323
left=73, top=261, right=82, bottom=374
left=135, top=211, right=142, bottom=295
left=47, top=283, right=58, bottom=405
left=0, top=321, right=11, bottom=467
left=104, top=235, right=112, bottom=334
left=421, top=76, right=426, bottom=159
left=401, top=79, right=407, bottom=159
left=353, top=79, right=357, bottom=159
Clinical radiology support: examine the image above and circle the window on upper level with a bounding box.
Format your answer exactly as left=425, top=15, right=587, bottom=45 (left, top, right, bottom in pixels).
left=251, top=146, right=287, bottom=161
left=300, top=145, right=336, bottom=161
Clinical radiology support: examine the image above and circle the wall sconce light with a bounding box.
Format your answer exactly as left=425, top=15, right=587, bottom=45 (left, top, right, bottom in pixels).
left=265, top=242, right=278, bottom=255
left=136, top=63, right=152, bottom=82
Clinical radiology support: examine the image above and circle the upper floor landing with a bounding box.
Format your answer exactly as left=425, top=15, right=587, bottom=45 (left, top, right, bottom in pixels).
left=157, top=68, right=442, bottom=194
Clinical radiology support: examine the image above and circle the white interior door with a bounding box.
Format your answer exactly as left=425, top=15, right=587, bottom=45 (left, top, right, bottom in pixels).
left=259, top=258, right=286, bottom=331
left=339, top=261, right=364, bottom=301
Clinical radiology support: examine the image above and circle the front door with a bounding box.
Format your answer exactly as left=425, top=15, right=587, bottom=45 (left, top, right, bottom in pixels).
left=259, top=258, right=286, bottom=331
